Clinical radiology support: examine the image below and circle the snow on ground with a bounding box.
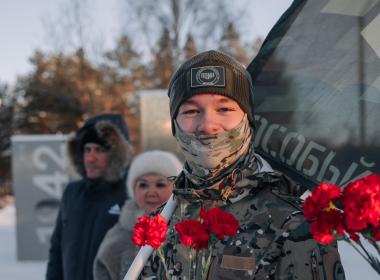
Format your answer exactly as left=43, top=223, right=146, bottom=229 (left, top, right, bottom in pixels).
left=0, top=199, right=379, bottom=279
left=0, top=201, right=46, bottom=280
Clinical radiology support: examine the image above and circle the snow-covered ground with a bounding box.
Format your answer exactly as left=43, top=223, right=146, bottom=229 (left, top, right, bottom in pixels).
left=0, top=200, right=379, bottom=279
left=0, top=201, right=46, bottom=280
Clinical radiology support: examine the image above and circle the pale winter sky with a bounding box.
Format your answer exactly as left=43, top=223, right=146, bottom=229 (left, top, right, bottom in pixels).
left=0, top=0, right=119, bottom=85
left=0, top=0, right=293, bottom=86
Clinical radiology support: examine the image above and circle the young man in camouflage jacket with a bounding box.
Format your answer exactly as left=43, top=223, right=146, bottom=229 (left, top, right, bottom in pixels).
left=140, top=50, right=345, bottom=279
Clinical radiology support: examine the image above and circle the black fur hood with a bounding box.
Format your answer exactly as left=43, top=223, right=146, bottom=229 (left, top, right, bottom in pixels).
left=67, top=113, right=132, bottom=182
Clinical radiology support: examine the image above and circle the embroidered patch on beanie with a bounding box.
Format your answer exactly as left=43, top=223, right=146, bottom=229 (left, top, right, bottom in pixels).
left=190, top=66, right=226, bottom=88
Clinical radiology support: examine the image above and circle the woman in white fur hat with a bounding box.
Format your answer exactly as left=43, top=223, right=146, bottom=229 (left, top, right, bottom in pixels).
left=93, top=150, right=182, bottom=280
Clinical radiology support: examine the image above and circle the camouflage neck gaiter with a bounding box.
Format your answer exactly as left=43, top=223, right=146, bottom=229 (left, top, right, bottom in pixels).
left=172, top=139, right=265, bottom=203
left=174, top=115, right=252, bottom=182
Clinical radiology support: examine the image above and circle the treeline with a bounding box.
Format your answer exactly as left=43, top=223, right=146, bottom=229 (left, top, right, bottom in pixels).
left=0, top=0, right=263, bottom=194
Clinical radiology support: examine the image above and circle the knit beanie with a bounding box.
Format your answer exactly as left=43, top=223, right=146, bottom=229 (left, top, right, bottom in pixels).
left=126, top=150, right=183, bottom=200
left=168, top=50, right=255, bottom=134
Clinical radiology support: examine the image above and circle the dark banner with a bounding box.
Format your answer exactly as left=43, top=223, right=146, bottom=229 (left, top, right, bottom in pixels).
left=248, top=0, right=380, bottom=188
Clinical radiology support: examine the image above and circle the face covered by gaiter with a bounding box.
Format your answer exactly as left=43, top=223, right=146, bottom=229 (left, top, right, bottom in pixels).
left=174, top=114, right=252, bottom=179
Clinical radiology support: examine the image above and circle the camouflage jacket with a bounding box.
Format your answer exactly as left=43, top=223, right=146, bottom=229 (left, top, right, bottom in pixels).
left=140, top=172, right=345, bottom=280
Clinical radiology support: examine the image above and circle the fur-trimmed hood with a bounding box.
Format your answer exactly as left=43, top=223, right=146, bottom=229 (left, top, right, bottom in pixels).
left=67, top=113, right=133, bottom=182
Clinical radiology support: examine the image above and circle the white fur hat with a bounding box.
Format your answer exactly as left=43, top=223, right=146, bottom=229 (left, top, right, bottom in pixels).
left=126, top=150, right=183, bottom=200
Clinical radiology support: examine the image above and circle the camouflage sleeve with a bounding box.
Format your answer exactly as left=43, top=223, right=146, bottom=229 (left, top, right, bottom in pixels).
left=269, top=179, right=346, bottom=280
left=138, top=253, right=162, bottom=280
left=276, top=217, right=346, bottom=280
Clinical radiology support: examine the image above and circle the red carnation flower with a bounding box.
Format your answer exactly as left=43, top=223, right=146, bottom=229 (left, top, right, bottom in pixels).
left=341, top=174, right=380, bottom=237
left=303, top=182, right=341, bottom=220
left=147, top=214, right=168, bottom=249
left=310, top=209, right=344, bottom=244
left=132, top=215, right=151, bottom=247
left=373, top=229, right=380, bottom=241
left=132, top=214, right=167, bottom=249
left=175, top=220, right=209, bottom=250
left=200, top=207, right=239, bottom=240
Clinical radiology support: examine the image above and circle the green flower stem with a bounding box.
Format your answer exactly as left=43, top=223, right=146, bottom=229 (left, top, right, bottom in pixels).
left=344, top=236, right=371, bottom=262
left=367, top=238, right=380, bottom=255
left=356, top=239, right=373, bottom=261
left=194, top=250, right=200, bottom=278
left=344, top=235, right=380, bottom=276
left=156, top=248, right=171, bottom=280
left=201, top=250, right=206, bottom=269
left=189, top=248, right=194, bottom=280
left=201, top=247, right=213, bottom=279
left=374, top=242, right=380, bottom=255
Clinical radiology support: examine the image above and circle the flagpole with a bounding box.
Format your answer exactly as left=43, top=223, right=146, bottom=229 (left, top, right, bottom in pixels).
left=123, top=194, right=177, bottom=280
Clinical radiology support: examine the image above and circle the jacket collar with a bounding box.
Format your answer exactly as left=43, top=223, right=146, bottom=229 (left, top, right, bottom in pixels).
left=173, top=153, right=274, bottom=204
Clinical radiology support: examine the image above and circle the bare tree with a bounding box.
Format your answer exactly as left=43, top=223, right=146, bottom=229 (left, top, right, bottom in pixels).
left=42, top=0, right=113, bottom=66
left=119, top=0, right=249, bottom=68
left=43, top=0, right=92, bottom=54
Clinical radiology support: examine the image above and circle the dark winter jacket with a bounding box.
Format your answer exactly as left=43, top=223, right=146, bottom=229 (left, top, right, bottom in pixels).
left=46, top=113, right=132, bottom=280
left=93, top=200, right=144, bottom=280
left=46, top=179, right=126, bottom=280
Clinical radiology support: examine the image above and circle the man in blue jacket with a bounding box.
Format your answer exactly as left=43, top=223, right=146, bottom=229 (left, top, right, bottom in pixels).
left=46, top=113, right=133, bottom=280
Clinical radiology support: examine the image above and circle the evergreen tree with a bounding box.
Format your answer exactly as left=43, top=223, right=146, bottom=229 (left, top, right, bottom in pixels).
left=152, top=28, right=174, bottom=88
left=13, top=49, right=129, bottom=134
left=184, top=33, right=197, bottom=60
left=101, top=35, right=146, bottom=149
left=14, top=51, right=86, bottom=134
left=220, top=22, right=247, bottom=65
left=13, top=41, right=144, bottom=150
left=0, top=83, right=14, bottom=194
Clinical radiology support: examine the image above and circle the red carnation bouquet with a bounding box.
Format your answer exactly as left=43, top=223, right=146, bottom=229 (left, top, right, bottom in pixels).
left=303, top=174, right=380, bottom=275
left=175, top=207, right=239, bottom=279
left=132, top=207, right=239, bottom=279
